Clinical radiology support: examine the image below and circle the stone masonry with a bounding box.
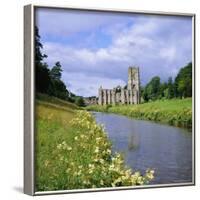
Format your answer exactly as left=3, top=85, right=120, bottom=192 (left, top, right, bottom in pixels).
left=98, top=67, right=140, bottom=105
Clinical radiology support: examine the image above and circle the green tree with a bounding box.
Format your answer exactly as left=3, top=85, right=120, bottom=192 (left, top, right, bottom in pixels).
left=48, top=79, right=69, bottom=100
left=75, top=96, right=85, bottom=107
left=35, top=27, right=73, bottom=101
left=174, top=62, right=192, bottom=98
left=143, top=76, right=161, bottom=101
left=35, top=26, right=50, bottom=93
left=48, top=62, right=69, bottom=100
left=159, top=82, right=168, bottom=99
left=50, top=62, right=62, bottom=81
left=35, top=26, right=47, bottom=64
left=167, top=77, right=174, bottom=99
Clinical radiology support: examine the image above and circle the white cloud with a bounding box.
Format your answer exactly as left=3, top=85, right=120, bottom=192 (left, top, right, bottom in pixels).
left=62, top=72, right=126, bottom=97
left=38, top=11, right=192, bottom=96
left=36, top=8, right=132, bottom=38
left=160, top=46, right=176, bottom=61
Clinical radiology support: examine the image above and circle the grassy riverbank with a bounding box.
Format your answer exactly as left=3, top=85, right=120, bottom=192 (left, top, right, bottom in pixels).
left=87, top=98, right=192, bottom=129
left=35, top=94, right=154, bottom=191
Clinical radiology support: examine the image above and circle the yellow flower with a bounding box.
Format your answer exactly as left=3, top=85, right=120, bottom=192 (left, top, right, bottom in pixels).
left=150, top=169, right=155, bottom=174
left=83, top=180, right=90, bottom=185
left=57, top=144, right=62, bottom=149
left=96, top=137, right=101, bottom=142
left=67, top=146, right=72, bottom=151
left=94, top=147, right=99, bottom=153
left=44, top=160, right=49, bottom=167
left=66, top=168, right=71, bottom=173
left=99, top=159, right=104, bottom=164
left=137, top=176, right=144, bottom=185
left=100, top=180, right=104, bottom=185
left=59, top=156, right=64, bottom=161
left=74, top=136, right=78, bottom=140
left=146, top=173, right=154, bottom=179
left=106, top=149, right=111, bottom=154
left=88, top=164, right=95, bottom=169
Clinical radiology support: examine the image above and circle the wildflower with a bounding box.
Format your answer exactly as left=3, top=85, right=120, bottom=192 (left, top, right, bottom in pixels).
left=57, top=144, right=62, bottom=149
left=106, top=149, right=111, bottom=154
left=60, top=156, right=64, bottom=161
left=150, top=169, right=155, bottom=174
left=125, top=169, right=132, bottom=176
left=146, top=173, right=154, bottom=180
left=94, top=147, right=99, bottom=153
left=44, top=160, right=49, bottom=167
left=99, top=158, right=104, bottom=164
left=145, top=169, right=154, bottom=180
left=67, top=110, right=155, bottom=187
left=109, top=164, right=115, bottom=171
left=137, top=176, right=144, bottom=185
left=88, top=164, right=95, bottom=169
left=67, top=146, right=72, bottom=151
left=134, top=171, right=140, bottom=177
left=112, top=177, right=122, bottom=187
left=74, top=136, right=78, bottom=141
left=66, top=168, right=71, bottom=173
left=111, top=182, right=115, bottom=187
left=96, top=137, right=101, bottom=142
left=74, top=170, right=82, bottom=176
left=100, top=180, right=104, bottom=185
left=83, top=180, right=91, bottom=185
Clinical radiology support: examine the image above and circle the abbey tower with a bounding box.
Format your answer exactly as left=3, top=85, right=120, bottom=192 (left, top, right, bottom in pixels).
left=98, top=66, right=140, bottom=105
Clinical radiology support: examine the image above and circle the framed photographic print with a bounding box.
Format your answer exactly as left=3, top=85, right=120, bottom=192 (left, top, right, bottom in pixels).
left=24, top=4, right=195, bottom=196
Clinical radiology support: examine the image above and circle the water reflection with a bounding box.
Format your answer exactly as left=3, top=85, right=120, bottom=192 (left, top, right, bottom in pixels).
left=93, top=112, right=192, bottom=185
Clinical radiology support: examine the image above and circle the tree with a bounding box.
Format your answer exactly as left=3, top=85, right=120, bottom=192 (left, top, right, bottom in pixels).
left=35, top=26, right=75, bottom=101
left=167, top=77, right=174, bottom=99
left=49, top=79, right=69, bottom=100
left=159, top=82, right=168, bottom=99
left=174, top=62, right=192, bottom=98
left=50, top=62, right=62, bottom=81
left=35, top=26, right=47, bottom=64
left=35, top=26, right=50, bottom=93
left=75, top=96, right=85, bottom=107
left=36, top=63, right=51, bottom=93
left=143, top=76, right=161, bottom=101
left=48, top=62, right=70, bottom=100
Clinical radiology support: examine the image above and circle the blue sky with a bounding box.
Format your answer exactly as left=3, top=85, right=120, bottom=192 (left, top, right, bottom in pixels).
left=36, top=8, right=192, bottom=97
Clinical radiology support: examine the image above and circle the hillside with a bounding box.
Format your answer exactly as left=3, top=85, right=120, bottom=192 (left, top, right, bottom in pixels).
left=35, top=94, right=154, bottom=191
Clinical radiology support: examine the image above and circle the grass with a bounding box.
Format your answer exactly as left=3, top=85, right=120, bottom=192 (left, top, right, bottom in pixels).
left=36, top=93, right=80, bottom=110
left=35, top=94, right=154, bottom=191
left=86, top=98, right=192, bottom=129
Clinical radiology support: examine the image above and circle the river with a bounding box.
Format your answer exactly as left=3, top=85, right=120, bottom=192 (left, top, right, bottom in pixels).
left=93, top=112, right=192, bottom=185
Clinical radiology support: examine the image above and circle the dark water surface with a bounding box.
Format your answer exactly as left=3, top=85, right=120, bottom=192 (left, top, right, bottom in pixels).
left=93, top=112, right=192, bottom=185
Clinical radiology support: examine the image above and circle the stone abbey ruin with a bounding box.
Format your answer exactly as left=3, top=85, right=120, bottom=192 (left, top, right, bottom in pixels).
left=98, top=67, right=140, bottom=105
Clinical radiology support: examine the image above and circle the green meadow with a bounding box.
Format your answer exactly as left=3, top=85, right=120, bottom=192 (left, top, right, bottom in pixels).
left=35, top=94, right=154, bottom=191
left=87, top=98, right=192, bottom=129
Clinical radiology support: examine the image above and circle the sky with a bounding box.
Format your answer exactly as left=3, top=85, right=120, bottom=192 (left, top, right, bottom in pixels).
left=35, top=8, right=192, bottom=97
